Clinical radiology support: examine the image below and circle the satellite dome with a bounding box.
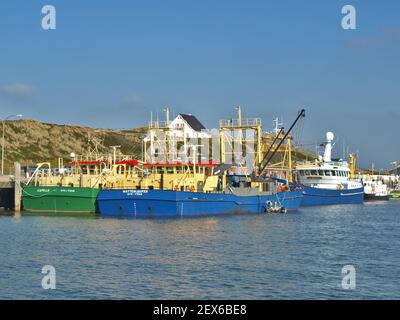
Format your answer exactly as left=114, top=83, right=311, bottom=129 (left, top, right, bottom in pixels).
left=326, top=132, right=334, bottom=141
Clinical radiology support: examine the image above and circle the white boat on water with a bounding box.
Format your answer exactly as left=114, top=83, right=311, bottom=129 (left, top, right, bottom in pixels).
left=363, top=179, right=389, bottom=201
left=295, top=132, right=364, bottom=206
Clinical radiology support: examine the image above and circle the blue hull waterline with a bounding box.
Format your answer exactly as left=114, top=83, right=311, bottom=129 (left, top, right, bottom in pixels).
left=97, top=189, right=303, bottom=217
left=300, top=186, right=364, bottom=206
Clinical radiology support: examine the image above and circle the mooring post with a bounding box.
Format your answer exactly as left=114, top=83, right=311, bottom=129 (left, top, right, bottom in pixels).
left=14, top=162, right=21, bottom=213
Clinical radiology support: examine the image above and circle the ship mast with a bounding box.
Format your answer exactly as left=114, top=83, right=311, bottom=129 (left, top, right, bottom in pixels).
left=349, top=153, right=357, bottom=179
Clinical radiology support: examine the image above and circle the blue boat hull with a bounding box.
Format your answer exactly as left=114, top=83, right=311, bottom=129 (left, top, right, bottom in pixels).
left=300, top=186, right=364, bottom=206
left=97, top=189, right=303, bottom=217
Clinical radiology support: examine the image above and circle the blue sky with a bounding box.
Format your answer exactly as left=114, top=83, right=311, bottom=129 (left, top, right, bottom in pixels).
left=1, top=0, right=399, bottom=168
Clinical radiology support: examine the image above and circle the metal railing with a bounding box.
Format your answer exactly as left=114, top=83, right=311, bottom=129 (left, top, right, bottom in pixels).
left=148, top=121, right=169, bottom=129
left=219, top=118, right=261, bottom=128
left=72, top=153, right=137, bottom=163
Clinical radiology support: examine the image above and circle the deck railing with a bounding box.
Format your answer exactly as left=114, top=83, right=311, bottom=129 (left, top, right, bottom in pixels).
left=219, top=118, right=261, bottom=128
left=148, top=121, right=168, bottom=129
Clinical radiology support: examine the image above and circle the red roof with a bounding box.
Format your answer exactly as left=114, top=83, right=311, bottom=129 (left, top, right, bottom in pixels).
left=68, top=160, right=216, bottom=167
left=142, top=161, right=218, bottom=167
left=115, top=159, right=139, bottom=166
left=69, top=160, right=107, bottom=165
left=69, top=159, right=139, bottom=166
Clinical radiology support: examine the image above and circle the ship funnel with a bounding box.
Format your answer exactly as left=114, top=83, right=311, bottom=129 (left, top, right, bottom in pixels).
left=323, top=132, right=334, bottom=162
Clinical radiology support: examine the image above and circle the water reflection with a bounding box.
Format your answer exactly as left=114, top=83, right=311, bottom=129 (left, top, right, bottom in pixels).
left=22, top=211, right=98, bottom=219
left=0, top=202, right=400, bottom=299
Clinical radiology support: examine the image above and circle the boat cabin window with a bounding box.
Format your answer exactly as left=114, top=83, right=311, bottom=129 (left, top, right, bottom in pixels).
left=299, top=171, right=305, bottom=176
left=325, top=170, right=331, bottom=176
left=81, top=166, right=88, bottom=174
left=310, top=170, right=318, bottom=175
left=305, top=170, right=311, bottom=176
left=318, top=170, right=324, bottom=176
left=166, top=167, right=174, bottom=174
left=331, top=170, right=336, bottom=176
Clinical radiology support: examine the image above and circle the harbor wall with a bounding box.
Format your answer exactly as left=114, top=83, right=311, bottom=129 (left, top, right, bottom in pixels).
left=0, top=187, right=14, bottom=210
left=0, top=174, right=17, bottom=210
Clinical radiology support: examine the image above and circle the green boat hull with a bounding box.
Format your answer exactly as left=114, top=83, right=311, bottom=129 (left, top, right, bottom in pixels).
left=389, top=192, right=400, bottom=200
left=22, top=186, right=100, bottom=214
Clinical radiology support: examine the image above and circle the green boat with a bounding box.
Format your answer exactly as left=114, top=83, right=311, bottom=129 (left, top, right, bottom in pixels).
left=22, top=186, right=100, bottom=214
left=21, top=155, right=142, bottom=215
left=389, top=192, right=400, bottom=200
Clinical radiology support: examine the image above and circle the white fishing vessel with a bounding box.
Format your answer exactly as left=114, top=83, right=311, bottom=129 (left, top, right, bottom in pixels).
left=295, top=132, right=364, bottom=206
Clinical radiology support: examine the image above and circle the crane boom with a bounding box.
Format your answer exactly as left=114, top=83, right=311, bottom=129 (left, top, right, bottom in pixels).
left=258, top=109, right=305, bottom=175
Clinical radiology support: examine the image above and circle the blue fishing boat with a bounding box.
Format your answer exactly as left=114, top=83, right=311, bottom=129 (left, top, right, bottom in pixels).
left=97, top=188, right=303, bottom=218
left=97, top=107, right=305, bottom=217
left=295, top=132, right=364, bottom=206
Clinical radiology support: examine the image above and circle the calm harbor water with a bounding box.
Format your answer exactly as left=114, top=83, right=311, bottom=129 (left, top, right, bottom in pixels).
left=1, top=201, right=399, bottom=299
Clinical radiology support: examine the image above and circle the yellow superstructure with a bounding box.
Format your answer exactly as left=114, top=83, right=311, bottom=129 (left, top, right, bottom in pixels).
left=30, top=160, right=222, bottom=193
